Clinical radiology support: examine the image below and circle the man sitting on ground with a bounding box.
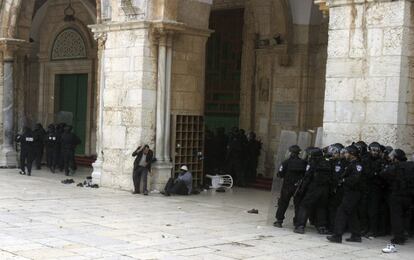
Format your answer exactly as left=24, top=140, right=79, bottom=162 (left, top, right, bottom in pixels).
left=162, top=165, right=192, bottom=196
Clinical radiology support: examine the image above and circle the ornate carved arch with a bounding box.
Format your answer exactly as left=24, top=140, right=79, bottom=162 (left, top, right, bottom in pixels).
left=51, top=28, right=87, bottom=60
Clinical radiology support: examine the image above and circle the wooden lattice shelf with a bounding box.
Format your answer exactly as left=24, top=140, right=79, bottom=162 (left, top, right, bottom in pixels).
left=171, top=115, right=204, bottom=188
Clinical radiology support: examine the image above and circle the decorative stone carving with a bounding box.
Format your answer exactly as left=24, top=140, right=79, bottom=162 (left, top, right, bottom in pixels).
left=51, top=28, right=87, bottom=60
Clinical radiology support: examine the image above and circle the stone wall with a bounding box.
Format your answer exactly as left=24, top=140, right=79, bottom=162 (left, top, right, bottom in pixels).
left=323, top=0, right=414, bottom=153
left=100, top=25, right=156, bottom=189
left=237, top=0, right=328, bottom=176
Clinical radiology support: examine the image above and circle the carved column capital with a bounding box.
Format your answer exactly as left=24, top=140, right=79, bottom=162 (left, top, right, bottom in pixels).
left=94, top=32, right=108, bottom=51
left=0, top=38, right=27, bottom=61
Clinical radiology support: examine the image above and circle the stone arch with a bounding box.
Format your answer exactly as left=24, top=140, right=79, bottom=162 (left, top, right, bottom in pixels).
left=0, top=0, right=97, bottom=40
left=51, top=28, right=88, bottom=61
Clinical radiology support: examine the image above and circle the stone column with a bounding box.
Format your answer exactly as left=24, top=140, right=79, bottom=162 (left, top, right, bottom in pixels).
left=155, top=32, right=167, bottom=160
left=0, top=40, right=22, bottom=167
left=163, top=33, right=173, bottom=162
left=91, top=32, right=107, bottom=185
left=322, top=0, right=414, bottom=152
left=151, top=29, right=174, bottom=190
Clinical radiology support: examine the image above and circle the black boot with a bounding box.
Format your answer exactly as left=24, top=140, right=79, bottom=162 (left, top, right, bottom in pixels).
left=327, top=235, right=342, bottom=243
left=273, top=221, right=282, bottom=228
left=346, top=235, right=362, bottom=242
left=294, top=226, right=305, bottom=234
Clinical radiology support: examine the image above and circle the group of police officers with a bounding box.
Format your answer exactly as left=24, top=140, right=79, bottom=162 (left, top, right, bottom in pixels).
left=15, top=123, right=81, bottom=176
left=275, top=142, right=414, bottom=246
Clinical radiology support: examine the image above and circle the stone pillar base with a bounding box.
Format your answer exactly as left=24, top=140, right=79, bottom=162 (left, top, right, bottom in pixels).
left=150, top=161, right=173, bottom=191
left=0, top=147, right=17, bottom=168
left=91, top=159, right=103, bottom=185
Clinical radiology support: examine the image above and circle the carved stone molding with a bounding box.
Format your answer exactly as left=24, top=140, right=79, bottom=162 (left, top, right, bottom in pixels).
left=314, top=0, right=329, bottom=17
left=0, top=38, right=28, bottom=61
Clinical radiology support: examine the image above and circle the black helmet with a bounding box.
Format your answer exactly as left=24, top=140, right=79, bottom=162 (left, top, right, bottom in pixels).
left=309, top=148, right=323, bottom=158
left=289, top=145, right=301, bottom=155
left=345, top=145, right=359, bottom=157
left=384, top=146, right=393, bottom=155
left=389, top=149, right=407, bottom=161
left=368, top=142, right=381, bottom=151
left=354, top=141, right=367, bottom=155
left=327, top=144, right=341, bottom=156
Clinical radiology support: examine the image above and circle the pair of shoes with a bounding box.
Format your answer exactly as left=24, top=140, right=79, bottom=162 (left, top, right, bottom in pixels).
left=77, top=183, right=84, bottom=187
left=382, top=244, right=397, bottom=253
left=247, top=209, right=259, bottom=214
left=327, top=235, right=342, bottom=243
left=143, top=191, right=148, bottom=196
left=391, top=237, right=406, bottom=245
left=19, top=171, right=26, bottom=175
left=346, top=236, right=362, bottom=243
left=61, top=179, right=75, bottom=184
left=294, top=226, right=305, bottom=234
left=273, top=221, right=282, bottom=228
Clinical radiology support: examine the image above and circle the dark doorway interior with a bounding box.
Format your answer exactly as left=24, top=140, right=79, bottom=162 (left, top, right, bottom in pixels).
left=55, top=74, right=88, bottom=155
left=205, top=8, right=244, bottom=133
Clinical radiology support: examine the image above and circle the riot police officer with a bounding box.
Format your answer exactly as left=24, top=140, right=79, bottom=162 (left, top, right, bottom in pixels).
left=32, top=123, right=46, bottom=170
left=327, top=145, right=364, bottom=243
left=15, top=127, right=35, bottom=176
left=327, top=144, right=347, bottom=233
left=61, top=126, right=81, bottom=176
left=365, top=142, right=387, bottom=237
left=45, top=124, right=59, bottom=173
left=274, top=145, right=307, bottom=228
left=381, top=149, right=413, bottom=245
left=294, top=148, right=332, bottom=235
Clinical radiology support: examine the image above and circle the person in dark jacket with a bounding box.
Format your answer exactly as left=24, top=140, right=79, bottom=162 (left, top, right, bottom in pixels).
left=327, top=145, right=364, bottom=243
left=294, top=148, right=332, bottom=235
left=61, top=126, right=81, bottom=176
left=162, top=165, right=193, bottom=196
left=381, top=149, right=413, bottom=245
left=274, top=145, right=307, bottom=228
left=132, top=145, right=154, bottom=195
left=45, top=124, right=59, bottom=173
left=16, top=127, right=36, bottom=176
left=33, top=123, right=46, bottom=170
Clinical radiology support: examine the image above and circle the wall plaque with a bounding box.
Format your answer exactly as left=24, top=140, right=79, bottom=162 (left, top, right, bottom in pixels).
left=272, top=102, right=297, bottom=125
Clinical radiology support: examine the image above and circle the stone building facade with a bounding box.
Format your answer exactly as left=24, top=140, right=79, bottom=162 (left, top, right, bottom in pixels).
left=0, top=0, right=413, bottom=191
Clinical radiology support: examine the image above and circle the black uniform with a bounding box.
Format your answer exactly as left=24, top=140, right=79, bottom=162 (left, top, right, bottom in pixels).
left=295, top=157, right=332, bottom=233
left=45, top=126, right=59, bottom=172
left=246, top=133, right=262, bottom=183
left=226, top=130, right=246, bottom=186
left=331, top=159, right=364, bottom=240
left=365, top=154, right=387, bottom=236
left=328, top=158, right=348, bottom=232
left=61, top=127, right=81, bottom=176
left=32, top=124, right=46, bottom=170
left=15, top=128, right=35, bottom=176
left=275, top=154, right=307, bottom=225
left=381, top=161, right=414, bottom=244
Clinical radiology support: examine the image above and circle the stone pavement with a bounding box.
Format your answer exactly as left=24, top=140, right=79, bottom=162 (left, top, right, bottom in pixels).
left=0, top=168, right=412, bottom=260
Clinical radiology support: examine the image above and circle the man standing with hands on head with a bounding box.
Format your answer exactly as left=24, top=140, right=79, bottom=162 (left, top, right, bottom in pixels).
left=132, top=145, right=154, bottom=195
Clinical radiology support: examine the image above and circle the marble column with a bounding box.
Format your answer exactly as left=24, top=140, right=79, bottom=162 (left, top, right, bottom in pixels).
left=151, top=29, right=174, bottom=190
left=155, top=33, right=167, bottom=161
left=0, top=46, right=17, bottom=167
left=92, top=32, right=107, bottom=184
left=163, top=33, right=173, bottom=162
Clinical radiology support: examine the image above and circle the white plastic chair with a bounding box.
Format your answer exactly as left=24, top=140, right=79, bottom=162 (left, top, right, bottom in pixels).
left=206, top=174, right=234, bottom=189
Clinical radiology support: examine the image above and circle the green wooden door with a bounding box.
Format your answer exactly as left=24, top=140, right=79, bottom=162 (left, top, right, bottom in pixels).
left=59, top=74, right=88, bottom=155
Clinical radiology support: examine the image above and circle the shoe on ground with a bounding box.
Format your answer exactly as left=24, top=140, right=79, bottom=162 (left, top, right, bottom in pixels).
left=27, top=173, right=31, bottom=176
left=273, top=221, right=282, bottom=228
left=19, top=171, right=25, bottom=175
left=346, top=236, right=362, bottom=242
left=132, top=191, right=139, bottom=194
left=160, top=191, right=170, bottom=196
left=294, top=226, right=305, bottom=234
left=143, top=191, right=148, bottom=196
left=327, top=235, right=342, bottom=243
left=247, top=209, right=259, bottom=214
left=391, top=237, right=406, bottom=245
left=382, top=244, right=397, bottom=253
